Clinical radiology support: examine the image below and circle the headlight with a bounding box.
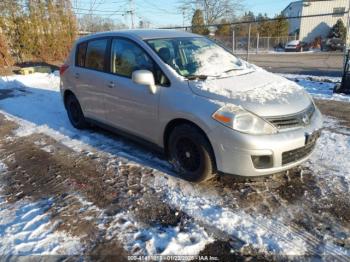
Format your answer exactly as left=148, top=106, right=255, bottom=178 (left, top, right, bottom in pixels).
left=212, top=105, right=277, bottom=135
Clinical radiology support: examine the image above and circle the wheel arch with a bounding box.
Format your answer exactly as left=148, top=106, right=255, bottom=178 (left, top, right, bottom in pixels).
left=163, top=118, right=217, bottom=169
left=63, top=89, right=76, bottom=109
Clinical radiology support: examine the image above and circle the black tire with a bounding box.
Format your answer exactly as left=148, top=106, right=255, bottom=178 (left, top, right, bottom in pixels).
left=65, top=94, right=88, bottom=129
left=168, top=124, right=216, bottom=182
left=333, top=83, right=342, bottom=94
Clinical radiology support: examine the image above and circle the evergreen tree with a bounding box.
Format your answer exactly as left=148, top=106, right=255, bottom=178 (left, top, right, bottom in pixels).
left=257, top=13, right=272, bottom=37
left=191, top=9, right=208, bottom=35
left=236, top=11, right=258, bottom=37
left=0, top=31, right=14, bottom=67
left=329, top=19, right=346, bottom=41
left=0, top=0, right=24, bottom=62
left=242, top=11, right=255, bottom=22
left=56, top=0, right=78, bottom=60
left=216, top=19, right=231, bottom=36
left=0, top=0, right=77, bottom=63
left=271, top=14, right=289, bottom=37
left=32, top=0, right=49, bottom=60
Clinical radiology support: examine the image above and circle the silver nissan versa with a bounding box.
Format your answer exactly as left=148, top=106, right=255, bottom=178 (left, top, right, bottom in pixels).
left=60, top=29, right=323, bottom=182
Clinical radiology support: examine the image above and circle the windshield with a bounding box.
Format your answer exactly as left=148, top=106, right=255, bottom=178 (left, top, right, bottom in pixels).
left=146, top=37, right=249, bottom=78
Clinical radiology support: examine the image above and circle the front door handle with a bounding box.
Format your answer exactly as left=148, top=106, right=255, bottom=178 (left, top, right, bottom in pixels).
left=108, top=82, right=115, bottom=88
left=74, top=73, right=80, bottom=79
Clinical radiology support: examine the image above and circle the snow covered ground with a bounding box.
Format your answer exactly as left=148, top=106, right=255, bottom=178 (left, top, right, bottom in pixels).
left=0, top=159, right=82, bottom=256
left=0, top=72, right=350, bottom=258
left=279, top=73, right=350, bottom=102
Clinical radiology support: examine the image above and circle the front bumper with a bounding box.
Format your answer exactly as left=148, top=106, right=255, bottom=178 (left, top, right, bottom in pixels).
left=209, top=108, right=323, bottom=177
left=285, top=47, right=304, bottom=52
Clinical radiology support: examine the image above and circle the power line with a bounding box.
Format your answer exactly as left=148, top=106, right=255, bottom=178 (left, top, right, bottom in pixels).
left=72, top=6, right=124, bottom=13
left=74, top=11, right=124, bottom=16
left=160, top=10, right=350, bottom=29
left=135, top=1, right=179, bottom=16
left=140, top=0, right=179, bottom=15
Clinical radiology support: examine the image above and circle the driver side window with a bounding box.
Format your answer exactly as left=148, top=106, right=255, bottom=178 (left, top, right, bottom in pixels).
left=110, top=39, right=154, bottom=78
left=110, top=38, right=170, bottom=86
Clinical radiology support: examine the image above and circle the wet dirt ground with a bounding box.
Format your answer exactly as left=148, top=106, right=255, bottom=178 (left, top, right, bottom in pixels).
left=0, top=98, right=350, bottom=261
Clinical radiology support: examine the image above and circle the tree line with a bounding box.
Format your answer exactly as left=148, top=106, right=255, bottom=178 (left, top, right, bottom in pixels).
left=192, top=9, right=289, bottom=38
left=0, top=0, right=77, bottom=67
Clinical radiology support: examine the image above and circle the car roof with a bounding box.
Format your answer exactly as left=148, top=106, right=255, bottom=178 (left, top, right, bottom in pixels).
left=78, top=29, right=201, bottom=43
left=286, top=40, right=300, bottom=45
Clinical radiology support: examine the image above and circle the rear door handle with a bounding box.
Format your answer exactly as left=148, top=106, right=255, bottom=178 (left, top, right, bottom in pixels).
left=108, top=82, right=115, bottom=88
left=74, top=73, right=80, bottom=79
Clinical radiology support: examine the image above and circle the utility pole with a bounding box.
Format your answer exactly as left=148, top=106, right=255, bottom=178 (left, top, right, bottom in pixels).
left=203, top=0, right=209, bottom=25
left=181, top=7, right=186, bottom=28
left=344, top=0, right=350, bottom=66
left=232, top=29, right=235, bottom=54
left=247, top=23, right=251, bottom=62
left=128, top=0, right=135, bottom=29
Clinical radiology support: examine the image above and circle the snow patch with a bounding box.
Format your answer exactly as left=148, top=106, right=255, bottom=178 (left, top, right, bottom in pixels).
left=0, top=161, right=7, bottom=174
left=306, top=125, right=350, bottom=180
left=105, top=211, right=213, bottom=256
left=0, top=197, right=82, bottom=255
left=190, top=71, right=305, bottom=104
left=151, top=175, right=309, bottom=256
left=280, top=74, right=350, bottom=103
left=191, top=44, right=254, bottom=76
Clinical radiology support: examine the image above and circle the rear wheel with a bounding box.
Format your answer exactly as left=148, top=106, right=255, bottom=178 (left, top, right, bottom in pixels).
left=65, top=94, right=88, bottom=129
left=168, top=124, right=216, bottom=182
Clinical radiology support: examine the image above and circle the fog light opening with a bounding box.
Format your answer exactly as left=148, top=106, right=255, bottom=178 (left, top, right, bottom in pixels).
left=251, top=155, right=273, bottom=169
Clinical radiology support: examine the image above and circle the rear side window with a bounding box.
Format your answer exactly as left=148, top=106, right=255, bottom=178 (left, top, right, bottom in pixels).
left=76, top=42, right=87, bottom=67
left=84, top=39, right=108, bottom=71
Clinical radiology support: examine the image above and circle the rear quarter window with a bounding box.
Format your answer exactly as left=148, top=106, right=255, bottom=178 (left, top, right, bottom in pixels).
left=76, top=42, right=87, bottom=67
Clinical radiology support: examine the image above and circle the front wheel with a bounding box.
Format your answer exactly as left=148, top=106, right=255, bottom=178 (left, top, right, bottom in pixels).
left=168, top=124, right=216, bottom=182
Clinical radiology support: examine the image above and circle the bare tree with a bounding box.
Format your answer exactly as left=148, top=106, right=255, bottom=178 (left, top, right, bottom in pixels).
left=180, top=0, right=243, bottom=25
left=138, top=20, right=151, bottom=29
left=79, top=15, right=127, bottom=32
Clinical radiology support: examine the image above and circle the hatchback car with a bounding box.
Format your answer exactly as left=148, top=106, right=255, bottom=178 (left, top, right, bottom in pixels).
left=60, top=30, right=322, bottom=182
left=285, top=40, right=309, bottom=52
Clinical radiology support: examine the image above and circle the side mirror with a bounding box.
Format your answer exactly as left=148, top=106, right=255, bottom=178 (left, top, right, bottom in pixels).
left=132, top=70, right=157, bottom=94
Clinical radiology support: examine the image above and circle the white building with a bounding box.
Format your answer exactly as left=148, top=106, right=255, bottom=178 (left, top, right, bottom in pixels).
left=282, top=0, right=349, bottom=42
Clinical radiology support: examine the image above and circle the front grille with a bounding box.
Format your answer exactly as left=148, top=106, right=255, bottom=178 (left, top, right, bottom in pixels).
left=266, top=104, right=315, bottom=130
left=282, top=141, right=316, bottom=165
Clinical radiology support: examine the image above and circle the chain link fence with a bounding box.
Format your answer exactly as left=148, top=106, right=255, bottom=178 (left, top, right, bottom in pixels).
left=214, top=35, right=299, bottom=54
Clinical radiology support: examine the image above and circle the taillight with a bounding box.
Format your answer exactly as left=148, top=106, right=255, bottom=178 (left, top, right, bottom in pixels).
left=59, top=64, right=69, bottom=76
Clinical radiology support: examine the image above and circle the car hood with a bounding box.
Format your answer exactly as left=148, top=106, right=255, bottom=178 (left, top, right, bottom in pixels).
left=188, top=70, right=311, bottom=117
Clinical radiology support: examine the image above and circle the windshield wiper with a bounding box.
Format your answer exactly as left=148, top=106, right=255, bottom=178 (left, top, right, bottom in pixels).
left=223, top=68, right=244, bottom=74
left=186, top=71, right=240, bottom=80
left=186, top=74, right=209, bottom=81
